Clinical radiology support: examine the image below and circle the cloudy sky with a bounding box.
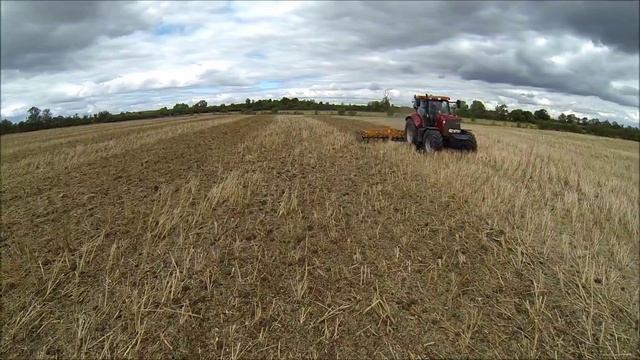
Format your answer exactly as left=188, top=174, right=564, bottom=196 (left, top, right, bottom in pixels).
left=1, top=1, right=638, bottom=125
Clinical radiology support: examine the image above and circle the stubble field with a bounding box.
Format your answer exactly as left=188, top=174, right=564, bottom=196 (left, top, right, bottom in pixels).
left=1, top=113, right=638, bottom=358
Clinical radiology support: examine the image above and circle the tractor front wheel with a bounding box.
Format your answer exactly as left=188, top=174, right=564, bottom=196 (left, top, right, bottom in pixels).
left=458, top=132, right=478, bottom=151
left=422, top=130, right=444, bottom=152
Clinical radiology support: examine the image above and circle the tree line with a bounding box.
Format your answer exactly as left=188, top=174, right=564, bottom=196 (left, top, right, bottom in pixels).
left=455, top=100, right=639, bottom=142
left=1, top=96, right=638, bottom=141
left=0, top=96, right=393, bottom=135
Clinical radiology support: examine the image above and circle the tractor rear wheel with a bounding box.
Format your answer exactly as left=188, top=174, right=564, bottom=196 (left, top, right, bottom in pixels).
left=405, top=119, right=418, bottom=145
left=422, top=130, right=444, bottom=152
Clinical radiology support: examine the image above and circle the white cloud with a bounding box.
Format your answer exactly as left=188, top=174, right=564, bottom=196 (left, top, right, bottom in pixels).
left=1, top=1, right=638, bottom=126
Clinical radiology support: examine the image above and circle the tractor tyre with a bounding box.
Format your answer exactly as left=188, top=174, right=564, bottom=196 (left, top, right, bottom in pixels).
left=422, top=130, right=444, bottom=152
left=460, top=132, right=478, bottom=151
left=405, top=119, right=418, bottom=146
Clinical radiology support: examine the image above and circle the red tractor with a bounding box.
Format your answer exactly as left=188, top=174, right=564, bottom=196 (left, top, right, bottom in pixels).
left=405, top=94, right=477, bottom=152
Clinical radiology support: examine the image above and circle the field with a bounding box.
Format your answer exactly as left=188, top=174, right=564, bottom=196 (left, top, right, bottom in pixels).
left=1, top=113, right=638, bottom=358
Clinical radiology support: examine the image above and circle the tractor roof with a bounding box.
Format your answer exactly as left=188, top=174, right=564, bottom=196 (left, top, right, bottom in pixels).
left=415, top=94, right=450, bottom=101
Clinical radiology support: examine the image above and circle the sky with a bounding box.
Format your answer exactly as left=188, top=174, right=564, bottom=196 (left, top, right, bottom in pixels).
left=1, top=1, right=639, bottom=125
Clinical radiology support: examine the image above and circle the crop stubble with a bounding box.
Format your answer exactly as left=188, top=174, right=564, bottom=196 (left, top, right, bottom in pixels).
left=1, top=114, right=638, bottom=358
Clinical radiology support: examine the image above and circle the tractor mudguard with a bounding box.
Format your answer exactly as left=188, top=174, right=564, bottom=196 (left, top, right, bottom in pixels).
left=407, top=112, right=423, bottom=129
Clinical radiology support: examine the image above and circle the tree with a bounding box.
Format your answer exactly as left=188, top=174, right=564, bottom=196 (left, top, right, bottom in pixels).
left=0, top=119, right=14, bottom=134
left=566, top=114, right=578, bottom=124
left=27, top=106, right=41, bottom=123
left=523, top=110, right=535, bottom=123
left=534, top=109, right=550, bottom=121
left=97, top=111, right=112, bottom=122
left=495, top=104, right=509, bottom=120
left=470, top=100, right=486, bottom=118
left=558, top=113, right=567, bottom=122
left=41, top=109, right=53, bottom=125
left=455, top=100, right=469, bottom=116
left=509, top=109, right=526, bottom=123
left=172, top=103, right=190, bottom=115
left=381, top=89, right=391, bottom=111
left=192, top=100, right=207, bottom=113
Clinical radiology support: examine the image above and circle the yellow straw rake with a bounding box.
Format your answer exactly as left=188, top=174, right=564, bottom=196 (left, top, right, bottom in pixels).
left=358, top=126, right=406, bottom=142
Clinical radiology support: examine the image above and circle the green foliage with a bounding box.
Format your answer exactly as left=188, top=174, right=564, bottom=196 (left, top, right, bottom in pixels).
left=558, top=113, right=567, bottom=122
left=172, top=103, right=190, bottom=115
left=470, top=100, right=486, bottom=118
left=2, top=95, right=637, bottom=142
left=27, top=107, right=41, bottom=124
left=192, top=100, right=207, bottom=113
left=0, top=119, right=13, bottom=134
left=495, top=104, right=508, bottom=120
left=455, top=100, right=469, bottom=117
left=534, top=109, right=550, bottom=121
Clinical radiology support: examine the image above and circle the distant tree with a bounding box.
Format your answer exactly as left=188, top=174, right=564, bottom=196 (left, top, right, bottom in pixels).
left=41, top=108, right=53, bottom=125
left=455, top=100, right=469, bottom=116
left=470, top=100, right=486, bottom=118
left=0, top=119, right=14, bottom=134
left=97, top=111, right=112, bottom=122
left=534, top=109, right=550, bottom=121
left=522, top=110, right=535, bottom=122
left=381, top=89, right=391, bottom=111
left=558, top=113, right=567, bottom=122
left=495, top=104, right=509, bottom=120
left=509, top=109, right=526, bottom=123
left=172, top=103, right=190, bottom=115
left=192, top=100, right=207, bottom=113
left=566, top=114, right=578, bottom=124
left=27, top=106, right=41, bottom=123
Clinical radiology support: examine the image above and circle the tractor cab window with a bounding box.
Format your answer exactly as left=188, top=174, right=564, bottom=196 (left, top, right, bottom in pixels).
left=417, top=99, right=428, bottom=119
left=429, top=101, right=451, bottom=115
left=441, top=102, right=451, bottom=114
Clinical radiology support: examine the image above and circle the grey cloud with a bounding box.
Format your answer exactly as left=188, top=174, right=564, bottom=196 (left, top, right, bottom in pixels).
left=199, top=69, right=252, bottom=87
left=0, top=1, right=153, bottom=71
left=1, top=1, right=638, bottom=126
left=528, top=2, right=640, bottom=54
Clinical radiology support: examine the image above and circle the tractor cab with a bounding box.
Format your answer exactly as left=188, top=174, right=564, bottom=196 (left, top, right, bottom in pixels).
left=413, top=96, right=453, bottom=127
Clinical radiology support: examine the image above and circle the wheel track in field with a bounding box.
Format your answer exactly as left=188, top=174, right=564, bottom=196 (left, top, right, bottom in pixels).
left=1, top=113, right=233, bottom=160
left=0, top=115, right=250, bottom=186
left=113, top=114, right=517, bottom=358
left=1, top=115, right=276, bottom=359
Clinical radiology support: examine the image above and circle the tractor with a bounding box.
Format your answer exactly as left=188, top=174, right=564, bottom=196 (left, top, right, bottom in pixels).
left=358, top=93, right=477, bottom=152
left=405, top=94, right=477, bottom=152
